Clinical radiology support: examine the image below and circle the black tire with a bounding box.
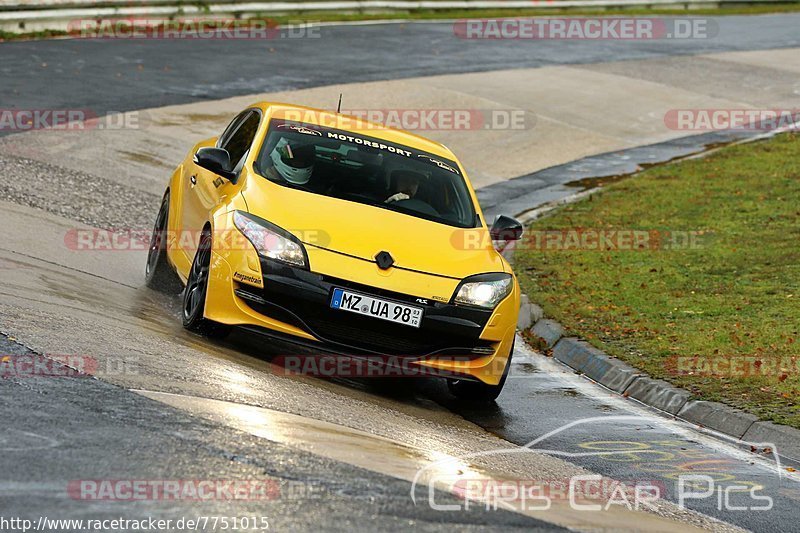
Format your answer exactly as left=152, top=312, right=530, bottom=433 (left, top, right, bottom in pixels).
left=447, top=340, right=514, bottom=403
left=145, top=192, right=183, bottom=294
left=182, top=230, right=231, bottom=339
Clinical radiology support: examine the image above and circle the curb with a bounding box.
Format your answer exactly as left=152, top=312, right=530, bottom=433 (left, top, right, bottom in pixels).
left=625, top=377, right=690, bottom=416
left=529, top=319, right=563, bottom=350
left=552, top=337, right=640, bottom=393
left=742, top=422, right=800, bottom=462
left=678, top=401, right=759, bottom=440
left=505, top=126, right=800, bottom=464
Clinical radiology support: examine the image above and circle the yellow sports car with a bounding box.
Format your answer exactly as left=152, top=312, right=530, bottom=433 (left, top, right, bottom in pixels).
left=145, top=103, right=523, bottom=401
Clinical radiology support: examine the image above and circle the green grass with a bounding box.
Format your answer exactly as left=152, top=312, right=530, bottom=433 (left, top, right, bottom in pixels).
left=0, top=28, right=69, bottom=41
left=515, top=133, right=800, bottom=428
left=4, top=3, right=800, bottom=41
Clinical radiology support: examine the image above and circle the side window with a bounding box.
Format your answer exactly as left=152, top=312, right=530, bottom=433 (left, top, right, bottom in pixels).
left=217, top=111, right=249, bottom=148
left=220, top=111, right=261, bottom=171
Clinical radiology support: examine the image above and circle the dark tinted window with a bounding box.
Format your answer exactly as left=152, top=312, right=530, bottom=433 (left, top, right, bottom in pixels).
left=218, top=111, right=249, bottom=147
left=254, top=120, right=478, bottom=228
left=220, top=111, right=261, bottom=170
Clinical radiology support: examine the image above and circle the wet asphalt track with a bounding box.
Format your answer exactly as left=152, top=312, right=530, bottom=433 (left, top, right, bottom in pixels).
left=1, top=15, right=799, bottom=118
left=2, top=15, right=800, bottom=532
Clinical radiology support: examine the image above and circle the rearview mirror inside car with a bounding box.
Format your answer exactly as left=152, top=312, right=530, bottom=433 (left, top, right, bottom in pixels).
left=194, top=147, right=236, bottom=181
left=490, top=215, right=523, bottom=241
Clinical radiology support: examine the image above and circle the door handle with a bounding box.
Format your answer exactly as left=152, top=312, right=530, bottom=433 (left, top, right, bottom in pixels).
left=190, top=175, right=197, bottom=186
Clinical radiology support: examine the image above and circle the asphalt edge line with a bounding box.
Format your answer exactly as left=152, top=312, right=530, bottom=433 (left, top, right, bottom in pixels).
left=506, top=124, right=800, bottom=464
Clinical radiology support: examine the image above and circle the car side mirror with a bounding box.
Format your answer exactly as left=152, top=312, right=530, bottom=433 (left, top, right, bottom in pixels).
left=490, top=215, right=523, bottom=241
left=194, top=147, right=236, bottom=181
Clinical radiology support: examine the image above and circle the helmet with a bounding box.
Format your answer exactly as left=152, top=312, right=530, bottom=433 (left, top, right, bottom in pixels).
left=270, top=139, right=315, bottom=185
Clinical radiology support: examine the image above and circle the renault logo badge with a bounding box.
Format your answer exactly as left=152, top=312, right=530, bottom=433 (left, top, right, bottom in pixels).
left=375, top=251, right=394, bottom=270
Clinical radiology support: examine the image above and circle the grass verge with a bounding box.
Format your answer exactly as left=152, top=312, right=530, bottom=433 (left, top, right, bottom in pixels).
left=514, top=133, right=800, bottom=428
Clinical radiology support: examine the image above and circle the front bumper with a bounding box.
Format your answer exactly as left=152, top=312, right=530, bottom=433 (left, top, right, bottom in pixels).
left=236, top=257, right=497, bottom=358
left=204, top=241, right=518, bottom=384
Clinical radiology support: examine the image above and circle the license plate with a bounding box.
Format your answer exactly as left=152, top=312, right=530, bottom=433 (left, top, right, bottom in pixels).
left=330, top=288, right=423, bottom=328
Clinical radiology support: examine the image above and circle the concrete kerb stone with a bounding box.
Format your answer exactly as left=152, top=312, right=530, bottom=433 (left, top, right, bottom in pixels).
left=584, top=357, right=641, bottom=394
left=529, top=302, right=544, bottom=324
left=517, top=294, right=532, bottom=331
left=624, top=377, right=690, bottom=416
left=530, top=319, right=564, bottom=350
left=551, top=337, right=642, bottom=393
left=552, top=337, right=593, bottom=372
left=515, top=295, right=545, bottom=331
left=678, top=400, right=759, bottom=440
left=743, top=421, right=800, bottom=463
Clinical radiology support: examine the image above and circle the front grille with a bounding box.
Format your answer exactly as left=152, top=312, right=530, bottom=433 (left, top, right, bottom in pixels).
left=302, top=311, right=486, bottom=356
left=236, top=288, right=493, bottom=357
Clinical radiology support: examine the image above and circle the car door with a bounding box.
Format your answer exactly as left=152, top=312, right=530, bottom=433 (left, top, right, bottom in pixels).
left=181, top=110, right=261, bottom=258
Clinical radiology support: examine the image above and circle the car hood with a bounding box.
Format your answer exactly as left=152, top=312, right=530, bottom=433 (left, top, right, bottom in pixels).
left=241, top=180, right=505, bottom=280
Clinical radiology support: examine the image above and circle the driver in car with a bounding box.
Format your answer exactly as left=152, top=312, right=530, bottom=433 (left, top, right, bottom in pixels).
left=385, top=170, right=424, bottom=204
left=265, top=138, right=317, bottom=187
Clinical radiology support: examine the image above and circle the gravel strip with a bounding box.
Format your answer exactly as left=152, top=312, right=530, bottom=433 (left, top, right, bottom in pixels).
left=0, top=154, right=160, bottom=230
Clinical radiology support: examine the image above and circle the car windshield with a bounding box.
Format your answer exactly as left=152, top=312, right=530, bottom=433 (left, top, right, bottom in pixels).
left=254, top=119, right=478, bottom=228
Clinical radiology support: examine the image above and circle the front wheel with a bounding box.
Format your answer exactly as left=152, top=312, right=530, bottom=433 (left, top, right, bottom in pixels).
left=182, top=230, right=231, bottom=339
left=447, top=340, right=514, bottom=403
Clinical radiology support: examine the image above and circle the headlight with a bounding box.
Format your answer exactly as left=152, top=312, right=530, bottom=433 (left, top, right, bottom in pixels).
left=233, top=211, right=307, bottom=268
left=453, top=274, right=513, bottom=309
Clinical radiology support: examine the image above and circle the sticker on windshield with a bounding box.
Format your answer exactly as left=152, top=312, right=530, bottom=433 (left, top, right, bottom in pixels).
left=276, top=123, right=322, bottom=136
left=417, top=155, right=459, bottom=175
left=272, top=120, right=464, bottom=179
left=325, top=132, right=412, bottom=157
